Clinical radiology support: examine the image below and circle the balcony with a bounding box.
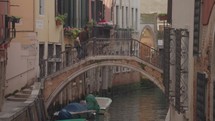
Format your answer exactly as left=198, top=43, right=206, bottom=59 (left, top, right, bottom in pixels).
left=0, top=15, right=16, bottom=46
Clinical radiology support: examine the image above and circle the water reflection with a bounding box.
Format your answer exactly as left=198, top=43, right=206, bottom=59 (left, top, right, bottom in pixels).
left=108, top=84, right=168, bottom=121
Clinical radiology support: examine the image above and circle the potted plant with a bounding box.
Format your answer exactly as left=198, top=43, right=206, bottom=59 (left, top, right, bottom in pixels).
left=55, top=13, right=67, bottom=26
left=64, top=27, right=81, bottom=46
left=158, top=13, right=167, bottom=21
left=10, top=16, right=21, bottom=23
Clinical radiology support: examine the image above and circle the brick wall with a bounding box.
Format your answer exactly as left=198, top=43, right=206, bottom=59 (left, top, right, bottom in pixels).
left=112, top=71, right=140, bottom=86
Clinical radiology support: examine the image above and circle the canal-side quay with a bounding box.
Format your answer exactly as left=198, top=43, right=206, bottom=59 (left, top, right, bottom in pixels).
left=0, top=82, right=46, bottom=121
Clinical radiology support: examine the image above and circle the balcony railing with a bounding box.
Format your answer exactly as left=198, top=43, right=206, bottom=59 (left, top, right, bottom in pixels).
left=0, top=15, right=16, bottom=45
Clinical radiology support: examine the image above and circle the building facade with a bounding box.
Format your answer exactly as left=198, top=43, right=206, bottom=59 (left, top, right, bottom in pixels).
left=0, top=0, right=11, bottom=111
left=5, top=0, right=38, bottom=95
left=113, top=0, right=140, bottom=30
left=166, top=0, right=215, bottom=121
left=164, top=0, right=194, bottom=120
left=194, top=0, right=215, bottom=121
left=139, top=0, right=168, bottom=50
left=110, top=0, right=141, bottom=86
left=0, top=0, right=21, bottom=110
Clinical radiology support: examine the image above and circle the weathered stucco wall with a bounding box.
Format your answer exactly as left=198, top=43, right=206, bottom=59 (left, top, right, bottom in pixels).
left=140, top=0, right=167, bottom=14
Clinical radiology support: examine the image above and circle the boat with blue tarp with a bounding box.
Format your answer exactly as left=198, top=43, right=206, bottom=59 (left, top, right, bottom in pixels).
left=53, top=94, right=112, bottom=121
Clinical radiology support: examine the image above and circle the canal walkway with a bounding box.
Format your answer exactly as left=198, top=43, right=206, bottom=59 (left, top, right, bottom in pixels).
left=0, top=82, right=46, bottom=121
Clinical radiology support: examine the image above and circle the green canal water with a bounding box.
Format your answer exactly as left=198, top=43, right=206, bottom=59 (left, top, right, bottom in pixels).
left=106, top=82, right=169, bottom=121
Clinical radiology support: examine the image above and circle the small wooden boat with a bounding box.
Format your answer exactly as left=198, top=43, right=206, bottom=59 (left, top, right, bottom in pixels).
left=95, top=97, right=112, bottom=115
left=53, top=96, right=112, bottom=121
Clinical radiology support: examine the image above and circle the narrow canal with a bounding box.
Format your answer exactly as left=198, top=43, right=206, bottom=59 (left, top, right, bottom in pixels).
left=107, top=82, right=169, bottom=121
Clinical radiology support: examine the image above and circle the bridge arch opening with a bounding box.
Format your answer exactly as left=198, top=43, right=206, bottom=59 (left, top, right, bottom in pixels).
left=45, top=61, right=164, bottom=109
left=140, top=26, right=157, bottom=60
left=140, top=25, right=156, bottom=48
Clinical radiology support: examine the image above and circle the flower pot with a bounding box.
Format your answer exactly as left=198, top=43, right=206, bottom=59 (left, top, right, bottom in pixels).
left=56, top=20, right=62, bottom=26
left=158, top=15, right=167, bottom=21
left=13, top=18, right=20, bottom=23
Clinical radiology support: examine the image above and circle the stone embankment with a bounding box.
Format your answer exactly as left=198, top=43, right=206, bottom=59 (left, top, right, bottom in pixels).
left=0, top=82, right=46, bottom=121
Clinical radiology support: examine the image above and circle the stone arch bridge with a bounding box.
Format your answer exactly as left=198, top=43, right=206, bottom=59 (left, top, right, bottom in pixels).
left=39, top=38, right=165, bottom=113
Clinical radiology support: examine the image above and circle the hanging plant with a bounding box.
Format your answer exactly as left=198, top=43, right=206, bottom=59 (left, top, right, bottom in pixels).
left=158, top=13, right=167, bottom=21
left=64, top=27, right=81, bottom=45
left=9, top=16, right=21, bottom=23
left=55, top=13, right=67, bottom=26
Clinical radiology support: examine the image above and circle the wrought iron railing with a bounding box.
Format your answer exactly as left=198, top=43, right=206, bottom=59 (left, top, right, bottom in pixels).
left=0, top=15, right=16, bottom=44
left=39, top=38, right=163, bottom=80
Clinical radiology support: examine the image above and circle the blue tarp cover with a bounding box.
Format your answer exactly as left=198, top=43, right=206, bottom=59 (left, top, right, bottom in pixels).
left=64, top=103, right=87, bottom=112
left=58, top=103, right=87, bottom=120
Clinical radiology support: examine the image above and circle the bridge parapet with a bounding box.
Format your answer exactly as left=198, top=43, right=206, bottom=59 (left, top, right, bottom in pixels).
left=39, top=38, right=164, bottom=110
left=40, top=38, right=163, bottom=81
left=90, top=38, right=162, bottom=68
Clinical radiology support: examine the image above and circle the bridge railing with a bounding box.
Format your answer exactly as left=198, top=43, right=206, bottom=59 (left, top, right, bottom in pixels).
left=89, top=38, right=162, bottom=68
left=39, top=38, right=163, bottom=80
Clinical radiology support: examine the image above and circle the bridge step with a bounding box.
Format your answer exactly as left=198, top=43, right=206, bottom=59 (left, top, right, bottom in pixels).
left=21, top=88, right=32, bottom=94
left=13, top=92, right=30, bottom=98
left=6, top=96, right=28, bottom=102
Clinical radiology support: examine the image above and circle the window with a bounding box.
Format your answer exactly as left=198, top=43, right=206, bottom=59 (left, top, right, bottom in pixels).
left=65, top=46, right=72, bottom=66
left=196, top=72, right=207, bottom=120
left=48, top=44, right=54, bottom=58
left=126, top=7, right=128, bottom=28
left=39, top=0, right=45, bottom=15
left=56, top=62, right=61, bottom=71
left=56, top=45, right=61, bottom=58
left=99, top=68, right=102, bottom=77
left=122, top=67, right=126, bottom=72
left=48, top=62, right=54, bottom=75
left=95, top=0, right=103, bottom=22
left=71, top=0, right=77, bottom=27
left=135, top=8, right=138, bottom=30
left=122, top=6, right=124, bottom=28
left=77, top=0, right=81, bottom=27
left=39, top=44, right=44, bottom=61
left=55, top=0, right=64, bottom=15
left=0, top=61, right=3, bottom=84
left=0, top=14, right=4, bottom=42
left=85, top=72, right=88, bottom=78
left=116, top=6, right=119, bottom=26
left=131, top=8, right=134, bottom=28
left=81, top=0, right=89, bottom=27
left=91, top=1, right=95, bottom=20
left=116, top=66, right=119, bottom=73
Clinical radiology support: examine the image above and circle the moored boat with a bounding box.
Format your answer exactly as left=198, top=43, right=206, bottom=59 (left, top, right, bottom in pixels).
left=95, top=97, right=112, bottom=115
left=53, top=96, right=112, bottom=121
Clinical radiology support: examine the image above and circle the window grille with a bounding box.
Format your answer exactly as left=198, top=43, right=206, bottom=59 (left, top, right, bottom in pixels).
left=48, top=44, right=54, bottom=58
left=196, top=72, right=207, bottom=121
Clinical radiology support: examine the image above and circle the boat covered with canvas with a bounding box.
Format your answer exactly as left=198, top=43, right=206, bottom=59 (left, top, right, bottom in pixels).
left=53, top=94, right=112, bottom=121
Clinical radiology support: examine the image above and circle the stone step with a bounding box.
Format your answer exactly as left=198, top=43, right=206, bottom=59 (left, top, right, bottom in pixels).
left=6, top=96, right=27, bottom=102
left=21, top=88, right=32, bottom=94
left=14, top=92, right=30, bottom=98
